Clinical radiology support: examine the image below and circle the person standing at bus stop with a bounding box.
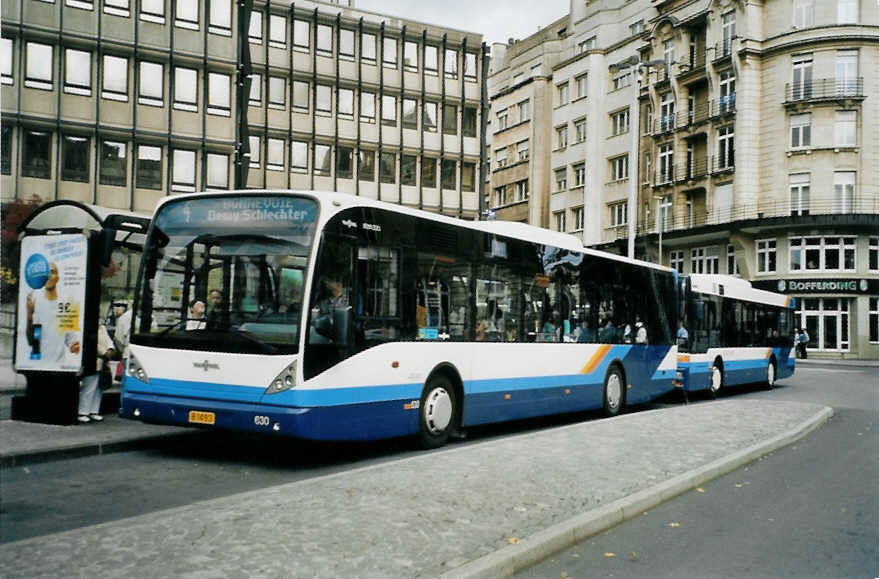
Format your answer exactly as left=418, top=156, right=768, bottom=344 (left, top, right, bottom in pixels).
left=78, top=322, right=114, bottom=423
left=798, top=327, right=809, bottom=359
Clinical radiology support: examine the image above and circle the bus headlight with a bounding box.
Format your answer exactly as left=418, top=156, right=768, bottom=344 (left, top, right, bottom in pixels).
left=127, top=353, right=150, bottom=384
left=265, top=361, right=297, bottom=394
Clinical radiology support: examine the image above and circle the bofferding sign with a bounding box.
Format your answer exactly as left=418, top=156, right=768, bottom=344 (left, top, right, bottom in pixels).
left=752, top=278, right=879, bottom=294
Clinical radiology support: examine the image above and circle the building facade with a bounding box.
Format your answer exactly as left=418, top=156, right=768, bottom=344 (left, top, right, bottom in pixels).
left=1, top=0, right=486, bottom=219
left=487, top=0, right=878, bottom=359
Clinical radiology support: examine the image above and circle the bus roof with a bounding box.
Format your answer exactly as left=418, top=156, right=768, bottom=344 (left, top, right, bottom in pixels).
left=688, top=274, right=791, bottom=308
left=154, top=190, right=674, bottom=274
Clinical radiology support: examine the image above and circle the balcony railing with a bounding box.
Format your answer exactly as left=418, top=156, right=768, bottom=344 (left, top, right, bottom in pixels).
left=709, top=94, right=736, bottom=117
left=784, top=77, right=864, bottom=103
left=675, top=158, right=709, bottom=181
left=713, top=40, right=734, bottom=61
left=680, top=50, right=706, bottom=76
left=612, top=196, right=879, bottom=239
left=654, top=156, right=731, bottom=186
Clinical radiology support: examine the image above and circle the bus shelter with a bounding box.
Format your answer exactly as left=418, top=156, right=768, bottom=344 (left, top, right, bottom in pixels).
left=12, top=201, right=150, bottom=424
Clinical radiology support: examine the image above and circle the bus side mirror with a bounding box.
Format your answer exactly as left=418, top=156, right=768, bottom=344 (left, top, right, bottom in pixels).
left=333, top=306, right=353, bottom=346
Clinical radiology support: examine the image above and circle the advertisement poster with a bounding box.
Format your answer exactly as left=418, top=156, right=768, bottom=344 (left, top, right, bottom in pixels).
left=15, top=234, right=88, bottom=372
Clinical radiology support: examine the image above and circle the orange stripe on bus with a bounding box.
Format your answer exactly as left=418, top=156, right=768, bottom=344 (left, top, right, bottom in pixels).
left=765, top=348, right=772, bottom=359
left=677, top=354, right=690, bottom=363
left=581, top=344, right=612, bottom=375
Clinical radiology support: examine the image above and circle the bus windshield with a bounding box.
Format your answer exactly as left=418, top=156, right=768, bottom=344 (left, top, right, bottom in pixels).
left=132, top=195, right=318, bottom=355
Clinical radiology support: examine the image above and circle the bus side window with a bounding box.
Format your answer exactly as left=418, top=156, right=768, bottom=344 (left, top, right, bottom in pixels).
left=357, top=246, right=401, bottom=345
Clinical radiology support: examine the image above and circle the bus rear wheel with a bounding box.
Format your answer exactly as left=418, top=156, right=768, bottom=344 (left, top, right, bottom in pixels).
left=418, top=374, right=458, bottom=449
left=602, top=365, right=626, bottom=417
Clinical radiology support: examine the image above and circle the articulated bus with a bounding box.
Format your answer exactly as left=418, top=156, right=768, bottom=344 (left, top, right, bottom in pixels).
left=121, top=191, right=679, bottom=447
left=677, top=274, right=796, bottom=396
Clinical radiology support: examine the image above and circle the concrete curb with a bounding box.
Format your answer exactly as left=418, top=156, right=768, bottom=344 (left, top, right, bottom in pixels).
left=441, top=405, right=834, bottom=579
left=0, top=429, right=203, bottom=467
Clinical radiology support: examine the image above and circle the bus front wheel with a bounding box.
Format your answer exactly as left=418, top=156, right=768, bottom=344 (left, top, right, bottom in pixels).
left=418, top=374, right=458, bottom=449
left=765, top=358, right=777, bottom=390
left=710, top=358, right=724, bottom=398
left=602, top=365, right=626, bottom=417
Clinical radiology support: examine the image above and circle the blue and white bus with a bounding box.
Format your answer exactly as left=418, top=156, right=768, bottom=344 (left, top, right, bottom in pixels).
left=121, top=191, right=679, bottom=447
left=676, top=274, right=796, bottom=396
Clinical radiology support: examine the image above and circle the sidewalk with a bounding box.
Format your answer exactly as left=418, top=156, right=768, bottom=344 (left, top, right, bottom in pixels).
left=0, top=399, right=831, bottom=578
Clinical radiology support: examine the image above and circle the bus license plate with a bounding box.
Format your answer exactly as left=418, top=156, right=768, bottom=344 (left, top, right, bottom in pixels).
left=188, top=410, right=215, bottom=425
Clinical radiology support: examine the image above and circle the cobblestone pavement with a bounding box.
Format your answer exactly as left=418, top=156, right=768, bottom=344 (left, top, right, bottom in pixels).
left=0, top=400, right=829, bottom=578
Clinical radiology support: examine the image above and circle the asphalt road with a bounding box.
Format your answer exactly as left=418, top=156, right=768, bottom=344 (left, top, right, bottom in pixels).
left=518, top=362, right=879, bottom=578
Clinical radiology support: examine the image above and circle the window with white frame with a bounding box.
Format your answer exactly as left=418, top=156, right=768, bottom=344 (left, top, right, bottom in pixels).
left=658, top=143, right=673, bottom=183
left=382, top=94, right=397, bottom=126
left=64, top=48, right=91, bottom=95
left=102, top=54, right=128, bottom=101
left=835, top=111, right=856, bottom=147
left=139, top=61, right=163, bottom=106
left=790, top=113, right=811, bottom=148
left=104, top=0, right=130, bottom=18
left=339, top=88, right=354, bottom=117
left=719, top=70, right=736, bottom=111
left=267, top=138, right=284, bottom=171
left=26, top=42, right=54, bottom=90
left=249, top=72, right=262, bottom=106
left=269, top=15, right=287, bottom=48
left=557, top=81, right=569, bottom=106
left=870, top=297, right=879, bottom=343
left=403, top=40, right=417, bottom=69
left=554, top=211, right=566, bottom=232
left=660, top=92, right=675, bottom=131
left=317, top=24, right=333, bottom=54
left=789, top=236, right=856, bottom=271
left=316, top=84, right=332, bottom=114
left=248, top=136, right=259, bottom=167
left=793, top=0, right=815, bottom=28
left=792, top=55, right=813, bottom=100
left=789, top=172, right=810, bottom=216
left=516, top=179, right=529, bottom=201
left=247, top=11, right=263, bottom=43
left=756, top=238, right=776, bottom=273
left=572, top=207, right=584, bottom=231
left=381, top=37, right=398, bottom=67
left=612, top=108, right=630, bottom=135
left=172, top=149, right=196, bottom=192
left=630, top=20, right=645, bottom=35
left=314, top=144, right=331, bottom=175
left=834, top=171, right=855, bottom=213
left=340, top=29, right=355, bottom=58
left=496, top=109, right=508, bottom=131
left=573, top=163, right=585, bottom=187
left=574, top=118, right=586, bottom=143
left=517, top=140, right=529, bottom=162
left=575, top=74, right=587, bottom=99
left=838, top=0, right=859, bottom=24
left=175, top=1, right=199, bottom=30
left=663, top=38, right=675, bottom=71
left=465, top=52, right=477, bottom=80
left=293, top=19, right=309, bottom=50
left=206, top=153, right=229, bottom=189
left=424, top=44, right=437, bottom=71
left=141, top=0, right=164, bottom=23
left=669, top=250, right=684, bottom=273
left=659, top=194, right=672, bottom=231
left=612, top=68, right=631, bottom=91
left=691, top=246, right=719, bottom=274
left=726, top=244, right=739, bottom=276
left=717, top=125, right=734, bottom=169
left=361, top=91, right=376, bottom=120
left=496, top=147, right=507, bottom=169
left=518, top=100, right=530, bottom=123
left=291, top=140, right=308, bottom=172
left=610, top=155, right=628, bottom=181
left=1, top=38, right=12, bottom=85
left=292, top=80, right=311, bottom=110
left=207, top=72, right=230, bottom=115
left=836, top=50, right=859, bottom=96
left=174, top=67, right=198, bottom=111
left=555, top=168, right=567, bottom=191
left=209, top=0, right=232, bottom=35
left=556, top=125, right=567, bottom=149
left=577, top=37, right=595, bottom=54
left=444, top=48, right=457, bottom=77
left=494, top=186, right=507, bottom=206
left=610, top=202, right=627, bottom=227
left=870, top=237, right=879, bottom=271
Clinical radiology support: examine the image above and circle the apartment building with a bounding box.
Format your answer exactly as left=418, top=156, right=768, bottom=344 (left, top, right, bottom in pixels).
left=487, top=0, right=878, bottom=358
left=634, top=0, right=879, bottom=358
left=1, top=0, right=486, bottom=219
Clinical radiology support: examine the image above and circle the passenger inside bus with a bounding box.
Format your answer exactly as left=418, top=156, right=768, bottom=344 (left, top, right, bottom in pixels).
left=311, top=275, right=349, bottom=343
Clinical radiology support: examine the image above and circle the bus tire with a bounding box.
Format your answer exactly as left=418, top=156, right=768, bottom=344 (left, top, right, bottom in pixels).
left=418, top=373, right=458, bottom=449
left=602, top=364, right=626, bottom=417
left=710, top=358, right=724, bottom=399
left=765, top=357, right=777, bottom=390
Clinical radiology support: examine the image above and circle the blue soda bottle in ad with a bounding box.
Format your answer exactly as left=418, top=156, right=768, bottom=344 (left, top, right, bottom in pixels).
left=30, top=324, right=42, bottom=360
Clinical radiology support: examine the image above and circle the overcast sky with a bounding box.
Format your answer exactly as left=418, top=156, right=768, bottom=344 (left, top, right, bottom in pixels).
left=355, top=0, right=571, bottom=48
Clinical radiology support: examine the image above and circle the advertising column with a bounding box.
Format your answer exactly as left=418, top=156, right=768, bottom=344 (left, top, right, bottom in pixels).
left=15, top=234, right=88, bottom=373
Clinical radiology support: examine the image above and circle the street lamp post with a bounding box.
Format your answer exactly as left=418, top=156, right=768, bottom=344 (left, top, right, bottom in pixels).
left=610, top=56, right=665, bottom=259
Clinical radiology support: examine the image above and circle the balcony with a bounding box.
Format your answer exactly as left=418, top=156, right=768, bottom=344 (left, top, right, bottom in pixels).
left=677, top=101, right=710, bottom=130
left=678, top=50, right=707, bottom=83
left=654, top=114, right=676, bottom=134
left=784, top=78, right=864, bottom=107
left=708, top=94, right=736, bottom=118
left=711, top=154, right=735, bottom=174
left=676, top=158, right=709, bottom=181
